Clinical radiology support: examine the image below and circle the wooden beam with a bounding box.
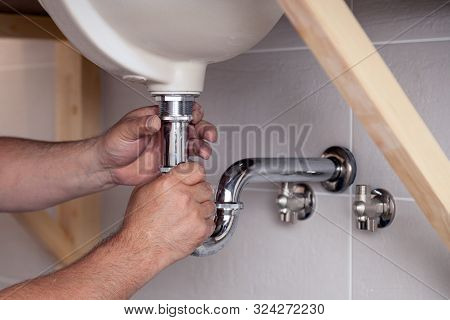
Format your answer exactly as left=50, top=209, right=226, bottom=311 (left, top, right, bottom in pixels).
left=55, top=42, right=102, bottom=260
left=0, top=13, right=65, bottom=39
left=279, top=0, right=450, bottom=247
left=13, top=211, right=76, bottom=265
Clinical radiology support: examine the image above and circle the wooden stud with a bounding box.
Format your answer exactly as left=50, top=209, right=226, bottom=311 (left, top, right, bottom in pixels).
left=0, top=13, right=65, bottom=39
left=13, top=211, right=76, bottom=265
left=55, top=41, right=102, bottom=260
left=279, top=0, right=450, bottom=247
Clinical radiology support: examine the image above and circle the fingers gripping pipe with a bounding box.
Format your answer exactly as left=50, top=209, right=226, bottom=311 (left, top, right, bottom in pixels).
left=193, top=146, right=356, bottom=256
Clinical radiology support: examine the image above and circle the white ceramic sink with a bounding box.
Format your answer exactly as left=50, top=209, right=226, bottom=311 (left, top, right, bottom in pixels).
left=40, top=0, right=283, bottom=93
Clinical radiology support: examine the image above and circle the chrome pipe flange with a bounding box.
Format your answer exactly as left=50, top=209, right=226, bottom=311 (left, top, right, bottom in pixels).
left=372, top=188, right=396, bottom=228
left=321, top=146, right=357, bottom=192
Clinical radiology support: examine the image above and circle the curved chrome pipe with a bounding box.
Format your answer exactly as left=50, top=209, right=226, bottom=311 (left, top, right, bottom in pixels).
left=192, top=146, right=356, bottom=256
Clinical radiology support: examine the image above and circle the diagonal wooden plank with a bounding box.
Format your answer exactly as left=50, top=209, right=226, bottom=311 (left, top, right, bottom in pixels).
left=55, top=41, right=102, bottom=260
left=278, top=0, right=450, bottom=247
left=13, top=211, right=76, bottom=265
left=0, top=13, right=65, bottom=39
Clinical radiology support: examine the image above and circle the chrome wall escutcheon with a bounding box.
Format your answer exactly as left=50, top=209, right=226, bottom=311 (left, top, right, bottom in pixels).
left=321, top=146, right=357, bottom=192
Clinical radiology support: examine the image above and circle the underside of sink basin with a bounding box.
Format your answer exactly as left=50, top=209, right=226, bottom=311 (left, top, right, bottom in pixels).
left=40, top=0, right=283, bottom=93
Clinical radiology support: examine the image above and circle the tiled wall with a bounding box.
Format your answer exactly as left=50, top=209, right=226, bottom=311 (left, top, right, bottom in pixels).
left=0, top=39, right=56, bottom=289
left=0, top=0, right=448, bottom=299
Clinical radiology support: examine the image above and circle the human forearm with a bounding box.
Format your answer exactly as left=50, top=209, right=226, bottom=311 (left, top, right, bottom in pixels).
left=0, top=137, right=113, bottom=212
left=0, top=163, right=215, bottom=300
left=0, top=105, right=217, bottom=212
left=0, top=230, right=163, bottom=299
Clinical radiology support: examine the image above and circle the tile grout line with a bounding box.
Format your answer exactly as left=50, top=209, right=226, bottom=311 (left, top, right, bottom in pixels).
left=348, top=0, right=354, bottom=297
left=314, top=191, right=351, bottom=198
left=241, top=189, right=416, bottom=203
left=374, top=36, right=450, bottom=46
left=246, top=36, right=450, bottom=55
left=395, top=197, right=416, bottom=202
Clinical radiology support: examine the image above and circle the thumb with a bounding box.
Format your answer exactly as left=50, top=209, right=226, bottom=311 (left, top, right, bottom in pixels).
left=120, top=115, right=161, bottom=141
left=170, top=162, right=206, bottom=186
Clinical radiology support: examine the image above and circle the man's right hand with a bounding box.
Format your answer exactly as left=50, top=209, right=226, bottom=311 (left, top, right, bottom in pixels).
left=119, top=162, right=216, bottom=271
left=0, top=162, right=215, bottom=299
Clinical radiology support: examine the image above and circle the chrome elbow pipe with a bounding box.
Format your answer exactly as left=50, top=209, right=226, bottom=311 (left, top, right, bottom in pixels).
left=193, top=146, right=356, bottom=257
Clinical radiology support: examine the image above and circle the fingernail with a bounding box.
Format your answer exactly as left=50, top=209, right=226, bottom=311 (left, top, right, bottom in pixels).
left=200, top=148, right=210, bottom=159
left=193, top=102, right=202, bottom=112
left=191, top=110, right=201, bottom=124
left=205, top=130, right=214, bottom=141
left=146, top=115, right=160, bottom=133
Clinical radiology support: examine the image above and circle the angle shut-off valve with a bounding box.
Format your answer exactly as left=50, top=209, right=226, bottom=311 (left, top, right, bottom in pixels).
left=353, top=185, right=395, bottom=232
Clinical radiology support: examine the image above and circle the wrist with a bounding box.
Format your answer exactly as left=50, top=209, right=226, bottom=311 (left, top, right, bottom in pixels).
left=115, top=226, right=168, bottom=281
left=84, top=136, right=116, bottom=189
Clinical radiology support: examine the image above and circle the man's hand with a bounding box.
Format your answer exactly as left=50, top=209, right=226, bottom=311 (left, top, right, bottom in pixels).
left=120, top=162, right=216, bottom=269
left=96, top=103, right=217, bottom=186
left=0, top=162, right=215, bottom=299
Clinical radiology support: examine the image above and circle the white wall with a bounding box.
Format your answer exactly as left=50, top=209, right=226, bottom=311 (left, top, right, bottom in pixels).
left=0, top=0, right=448, bottom=299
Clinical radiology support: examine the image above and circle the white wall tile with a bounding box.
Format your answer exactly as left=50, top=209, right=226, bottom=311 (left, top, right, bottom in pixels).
left=354, top=0, right=450, bottom=43
left=352, top=200, right=450, bottom=299
left=352, top=241, right=445, bottom=299
left=251, top=1, right=352, bottom=52
left=250, top=16, right=306, bottom=51
left=253, top=1, right=450, bottom=51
